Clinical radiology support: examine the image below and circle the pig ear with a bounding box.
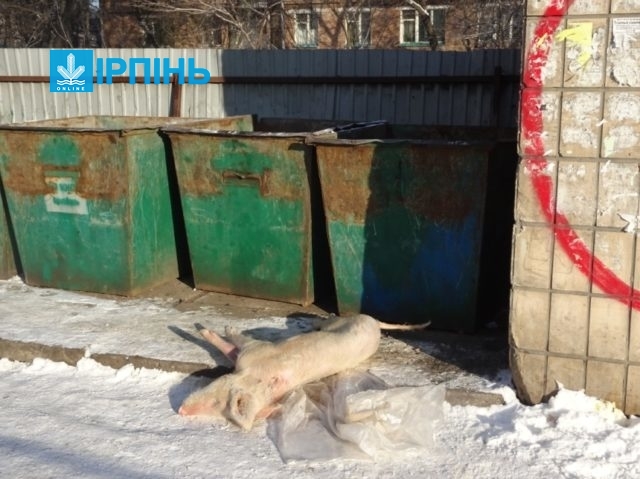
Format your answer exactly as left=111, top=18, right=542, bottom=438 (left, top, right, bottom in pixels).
left=228, top=389, right=258, bottom=430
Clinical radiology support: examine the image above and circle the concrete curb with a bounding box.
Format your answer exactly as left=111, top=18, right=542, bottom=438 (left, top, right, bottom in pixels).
left=0, top=336, right=505, bottom=408
left=0, top=337, right=210, bottom=374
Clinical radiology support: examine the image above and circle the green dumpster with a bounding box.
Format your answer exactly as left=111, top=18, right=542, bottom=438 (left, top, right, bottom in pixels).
left=163, top=129, right=316, bottom=305
left=311, top=138, right=492, bottom=331
left=163, top=122, right=384, bottom=306
left=0, top=115, right=253, bottom=295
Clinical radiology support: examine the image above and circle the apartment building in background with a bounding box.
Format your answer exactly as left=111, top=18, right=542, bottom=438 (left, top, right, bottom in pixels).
left=99, top=1, right=523, bottom=51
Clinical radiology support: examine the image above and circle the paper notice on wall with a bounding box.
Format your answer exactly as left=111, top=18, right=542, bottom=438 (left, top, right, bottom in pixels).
left=612, top=17, right=640, bottom=51
left=557, top=23, right=594, bottom=66
left=556, top=22, right=606, bottom=86
left=609, top=18, right=640, bottom=87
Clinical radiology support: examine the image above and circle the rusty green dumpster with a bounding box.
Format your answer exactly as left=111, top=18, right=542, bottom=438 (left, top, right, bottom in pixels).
left=311, top=138, right=491, bottom=331
left=164, top=129, right=316, bottom=305
left=0, top=115, right=253, bottom=295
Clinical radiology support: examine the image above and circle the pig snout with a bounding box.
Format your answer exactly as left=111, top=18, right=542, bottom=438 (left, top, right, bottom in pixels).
left=178, top=399, right=220, bottom=417
left=178, top=375, right=234, bottom=417
left=178, top=393, right=223, bottom=417
left=178, top=392, right=224, bottom=416
left=178, top=403, right=198, bottom=416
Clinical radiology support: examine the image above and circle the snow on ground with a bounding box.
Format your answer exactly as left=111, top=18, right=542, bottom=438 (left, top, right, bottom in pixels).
left=1, top=277, right=640, bottom=478
left=1, top=357, right=639, bottom=479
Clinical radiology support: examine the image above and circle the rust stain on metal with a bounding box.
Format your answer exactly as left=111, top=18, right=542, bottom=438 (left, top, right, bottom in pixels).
left=168, top=134, right=222, bottom=196
left=170, top=132, right=311, bottom=201
left=1, top=131, right=128, bottom=200
left=194, top=115, right=254, bottom=131
left=187, top=161, right=223, bottom=196
left=215, top=136, right=311, bottom=202
left=317, top=143, right=487, bottom=224
left=74, top=133, right=128, bottom=200
left=402, top=145, right=484, bottom=222
left=316, top=144, right=373, bottom=224
left=2, top=133, right=51, bottom=195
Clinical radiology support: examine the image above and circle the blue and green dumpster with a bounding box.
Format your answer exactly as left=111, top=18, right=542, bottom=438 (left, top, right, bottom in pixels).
left=311, top=138, right=492, bottom=331
left=0, top=115, right=253, bottom=295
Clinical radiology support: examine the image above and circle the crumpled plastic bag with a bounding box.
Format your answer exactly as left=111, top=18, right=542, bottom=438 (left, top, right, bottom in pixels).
left=267, top=370, right=446, bottom=462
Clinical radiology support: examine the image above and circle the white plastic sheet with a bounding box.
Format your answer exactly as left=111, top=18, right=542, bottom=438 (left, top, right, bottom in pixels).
left=267, top=370, right=446, bottom=462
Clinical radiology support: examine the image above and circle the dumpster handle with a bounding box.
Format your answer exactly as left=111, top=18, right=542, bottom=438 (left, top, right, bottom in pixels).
left=222, top=170, right=270, bottom=196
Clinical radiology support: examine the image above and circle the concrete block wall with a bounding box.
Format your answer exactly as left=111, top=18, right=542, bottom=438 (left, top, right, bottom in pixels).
left=512, top=0, right=640, bottom=413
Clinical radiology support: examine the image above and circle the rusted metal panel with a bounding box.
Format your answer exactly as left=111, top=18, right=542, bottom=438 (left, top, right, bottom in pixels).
left=1, top=130, right=127, bottom=200
left=164, top=128, right=316, bottom=306
left=313, top=139, right=490, bottom=331
left=0, top=115, right=250, bottom=295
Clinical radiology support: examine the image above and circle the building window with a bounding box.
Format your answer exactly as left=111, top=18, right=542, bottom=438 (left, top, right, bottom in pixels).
left=476, top=4, right=523, bottom=48
left=293, top=10, right=318, bottom=47
left=400, top=6, right=447, bottom=46
left=345, top=9, right=371, bottom=48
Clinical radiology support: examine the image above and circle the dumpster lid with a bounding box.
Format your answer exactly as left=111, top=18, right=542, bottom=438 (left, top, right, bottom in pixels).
left=309, top=120, right=389, bottom=140
left=305, top=137, right=495, bottom=149
left=0, top=115, right=254, bottom=133
left=161, top=120, right=389, bottom=140
left=160, top=127, right=310, bottom=139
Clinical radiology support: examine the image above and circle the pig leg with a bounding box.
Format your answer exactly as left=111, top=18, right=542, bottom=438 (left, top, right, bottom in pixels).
left=199, top=328, right=239, bottom=363
left=224, top=326, right=255, bottom=349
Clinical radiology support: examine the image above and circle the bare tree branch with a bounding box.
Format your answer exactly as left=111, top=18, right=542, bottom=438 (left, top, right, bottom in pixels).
left=404, top=0, right=429, bottom=18
left=124, top=0, right=277, bottom=48
left=403, top=0, right=439, bottom=50
left=0, top=0, right=95, bottom=47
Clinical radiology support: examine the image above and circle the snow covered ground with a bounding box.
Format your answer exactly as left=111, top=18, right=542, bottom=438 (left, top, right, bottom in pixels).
left=1, top=277, right=640, bottom=478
